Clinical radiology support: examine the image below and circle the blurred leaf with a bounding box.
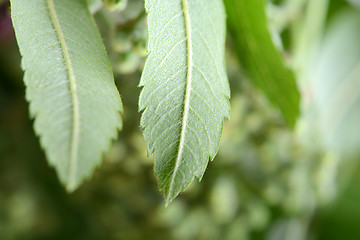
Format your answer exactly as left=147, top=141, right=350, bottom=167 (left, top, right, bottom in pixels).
left=224, top=0, right=300, bottom=127
left=310, top=9, right=360, bottom=156
left=10, top=0, right=123, bottom=191
left=317, top=168, right=360, bottom=240
left=139, top=0, right=230, bottom=204
left=348, top=0, right=360, bottom=8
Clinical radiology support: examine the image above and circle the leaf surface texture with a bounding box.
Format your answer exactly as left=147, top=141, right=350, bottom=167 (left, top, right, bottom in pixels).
left=140, top=0, right=230, bottom=203
left=11, top=0, right=123, bottom=190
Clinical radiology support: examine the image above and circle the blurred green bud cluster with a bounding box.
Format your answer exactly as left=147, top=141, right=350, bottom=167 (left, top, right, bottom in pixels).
left=104, top=0, right=128, bottom=12
left=93, top=0, right=147, bottom=75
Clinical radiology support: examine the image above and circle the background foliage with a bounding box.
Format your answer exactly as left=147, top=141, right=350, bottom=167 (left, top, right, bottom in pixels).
left=1, top=0, right=360, bottom=239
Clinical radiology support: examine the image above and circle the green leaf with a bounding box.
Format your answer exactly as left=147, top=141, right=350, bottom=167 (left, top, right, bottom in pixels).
left=224, top=0, right=300, bottom=127
left=10, top=0, right=123, bottom=191
left=309, top=9, right=360, bottom=156
left=139, top=0, right=230, bottom=204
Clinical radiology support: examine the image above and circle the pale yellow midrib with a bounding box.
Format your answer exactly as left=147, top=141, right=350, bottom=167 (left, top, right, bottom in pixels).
left=166, top=0, right=193, bottom=205
left=47, top=0, right=80, bottom=190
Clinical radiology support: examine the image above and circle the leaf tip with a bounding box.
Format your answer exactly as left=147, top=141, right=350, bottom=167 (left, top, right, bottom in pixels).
left=164, top=192, right=176, bottom=207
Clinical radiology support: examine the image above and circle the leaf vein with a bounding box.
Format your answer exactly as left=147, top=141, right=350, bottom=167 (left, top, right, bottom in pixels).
left=166, top=0, right=193, bottom=204
left=47, top=0, right=80, bottom=190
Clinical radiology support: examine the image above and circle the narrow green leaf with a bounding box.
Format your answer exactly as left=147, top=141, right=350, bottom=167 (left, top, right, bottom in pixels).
left=139, top=0, right=230, bottom=204
left=224, top=0, right=300, bottom=127
left=10, top=0, right=123, bottom=191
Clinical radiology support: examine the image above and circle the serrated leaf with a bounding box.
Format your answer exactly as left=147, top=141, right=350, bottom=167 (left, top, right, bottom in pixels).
left=10, top=0, right=123, bottom=191
left=310, top=9, right=360, bottom=156
left=139, top=0, right=230, bottom=204
left=224, top=0, right=300, bottom=127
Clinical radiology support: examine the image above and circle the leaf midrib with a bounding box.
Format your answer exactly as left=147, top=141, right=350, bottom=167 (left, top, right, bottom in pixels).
left=165, top=0, right=193, bottom=205
left=47, top=0, right=80, bottom=190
